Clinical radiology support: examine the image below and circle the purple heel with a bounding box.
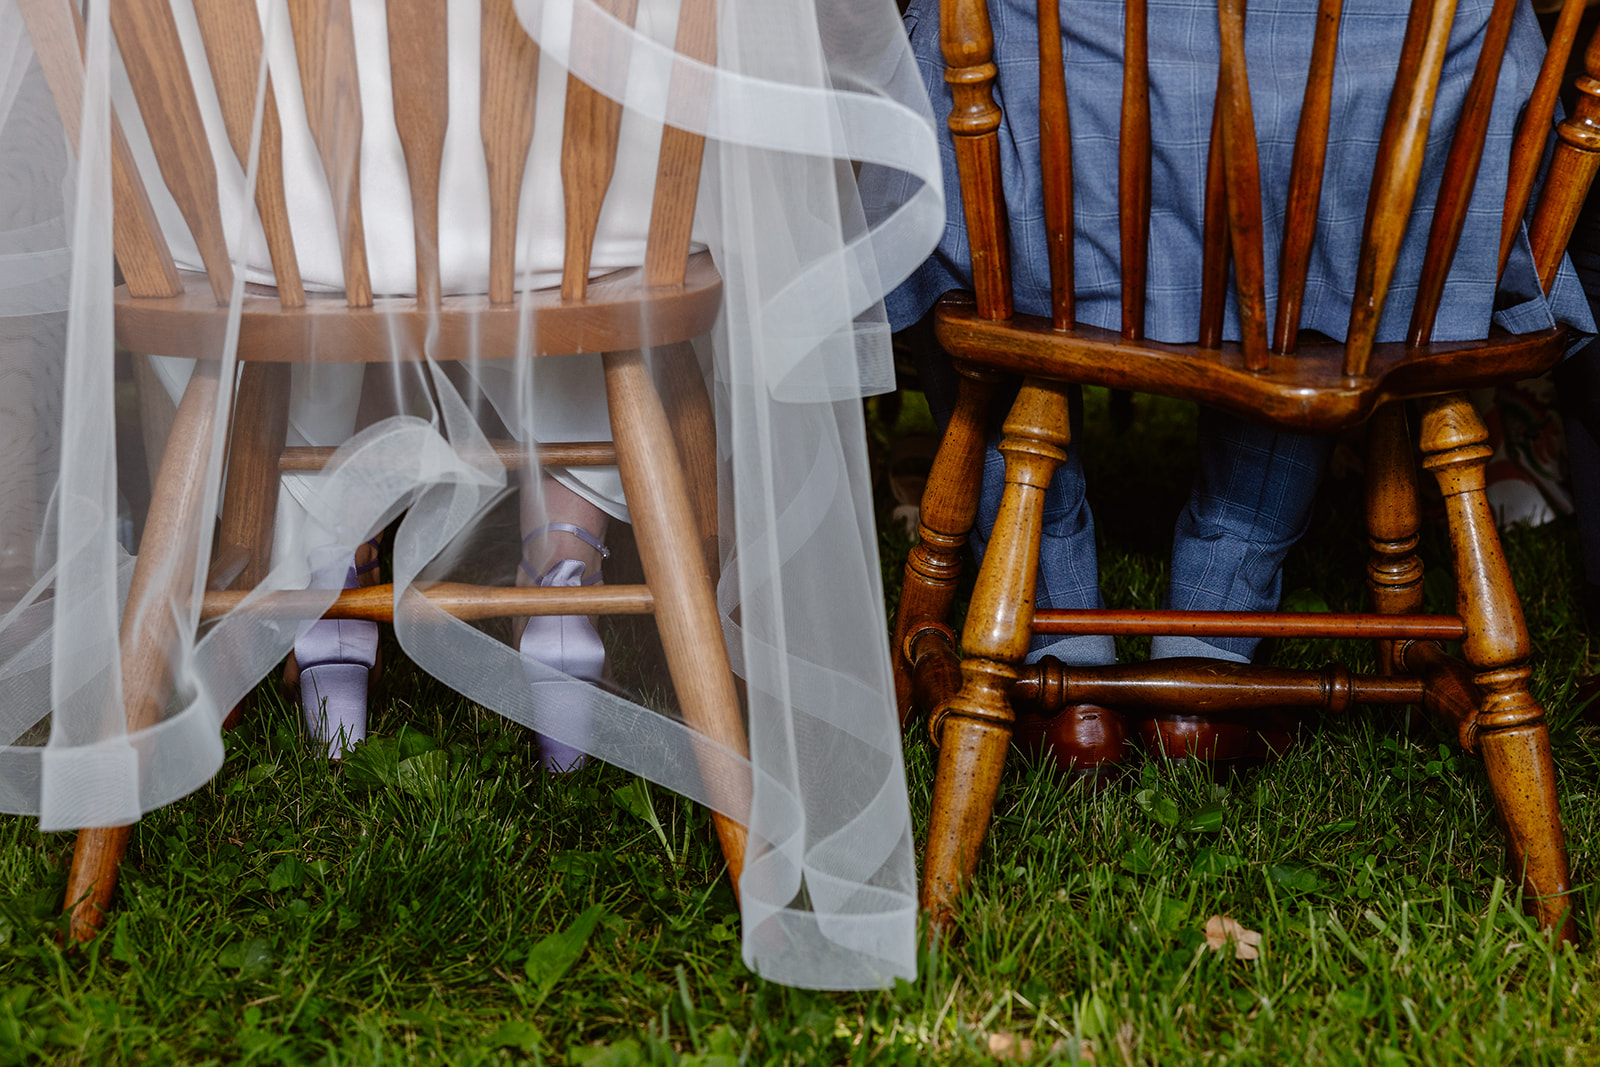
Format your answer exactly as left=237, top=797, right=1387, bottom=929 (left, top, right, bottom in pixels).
left=295, top=543, right=380, bottom=759
left=519, top=524, right=609, bottom=773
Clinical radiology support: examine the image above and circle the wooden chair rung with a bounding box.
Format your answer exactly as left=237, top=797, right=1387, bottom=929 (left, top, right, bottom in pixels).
left=200, top=581, right=657, bottom=622
left=277, top=440, right=619, bottom=472
left=1030, top=608, right=1464, bottom=640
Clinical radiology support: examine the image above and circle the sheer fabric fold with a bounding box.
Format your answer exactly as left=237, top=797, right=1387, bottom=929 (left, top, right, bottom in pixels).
left=0, top=0, right=940, bottom=988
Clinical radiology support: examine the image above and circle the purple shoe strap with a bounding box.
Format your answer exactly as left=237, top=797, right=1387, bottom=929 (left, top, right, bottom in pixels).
left=520, top=523, right=609, bottom=583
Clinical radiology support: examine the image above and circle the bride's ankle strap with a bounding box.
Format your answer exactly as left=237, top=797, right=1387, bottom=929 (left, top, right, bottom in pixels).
left=521, top=523, right=609, bottom=582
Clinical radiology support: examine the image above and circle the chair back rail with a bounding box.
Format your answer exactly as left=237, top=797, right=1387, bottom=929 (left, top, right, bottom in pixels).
left=1527, top=30, right=1600, bottom=290
left=944, top=0, right=1600, bottom=378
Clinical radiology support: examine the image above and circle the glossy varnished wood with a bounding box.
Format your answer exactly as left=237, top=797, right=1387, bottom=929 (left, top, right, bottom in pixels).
left=1419, top=395, right=1573, bottom=939
left=1119, top=0, right=1149, bottom=340
left=892, top=367, right=999, bottom=725
left=935, top=294, right=1566, bottom=433
left=1029, top=608, right=1462, bottom=640
left=1273, top=0, right=1341, bottom=356
left=1527, top=29, right=1600, bottom=291
left=1198, top=87, right=1229, bottom=351
left=924, top=379, right=1071, bottom=926
left=1036, top=0, right=1072, bottom=330
left=942, top=0, right=1011, bottom=320
left=1014, top=658, right=1426, bottom=715
left=279, top=440, right=619, bottom=472
left=1364, top=402, right=1424, bottom=674
left=1406, top=0, right=1517, bottom=348
left=1344, top=0, right=1458, bottom=377
left=1215, top=0, right=1266, bottom=369
left=1500, top=0, right=1585, bottom=279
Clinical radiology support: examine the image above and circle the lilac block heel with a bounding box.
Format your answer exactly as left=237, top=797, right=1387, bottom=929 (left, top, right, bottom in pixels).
left=519, top=523, right=609, bottom=773
left=296, top=543, right=380, bottom=759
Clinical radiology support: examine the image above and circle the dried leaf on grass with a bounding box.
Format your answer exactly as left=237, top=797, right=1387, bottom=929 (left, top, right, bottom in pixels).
left=985, top=1032, right=1078, bottom=1061
left=1203, top=914, right=1262, bottom=960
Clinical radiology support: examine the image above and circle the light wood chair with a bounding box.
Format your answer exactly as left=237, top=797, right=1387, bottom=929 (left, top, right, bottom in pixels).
left=19, top=0, right=745, bottom=942
left=894, top=0, right=1600, bottom=939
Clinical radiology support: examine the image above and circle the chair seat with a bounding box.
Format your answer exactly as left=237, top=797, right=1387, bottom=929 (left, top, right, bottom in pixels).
left=115, top=251, right=723, bottom=362
left=935, top=292, right=1569, bottom=434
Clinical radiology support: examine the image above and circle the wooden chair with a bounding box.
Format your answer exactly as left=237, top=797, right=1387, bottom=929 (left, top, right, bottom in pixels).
left=893, top=0, right=1600, bottom=939
left=19, top=0, right=746, bottom=942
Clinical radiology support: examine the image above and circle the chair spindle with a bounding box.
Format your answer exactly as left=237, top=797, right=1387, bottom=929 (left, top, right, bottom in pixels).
left=1038, top=0, right=1074, bottom=330
left=1273, top=0, right=1342, bottom=356
left=287, top=0, right=373, bottom=307
left=111, top=0, right=235, bottom=303
left=943, top=0, right=1012, bottom=320
left=561, top=0, right=640, bottom=303
left=1217, top=0, right=1268, bottom=370
left=15, top=0, right=183, bottom=299
left=1527, top=25, right=1600, bottom=291
left=1500, top=0, right=1585, bottom=281
left=388, top=0, right=450, bottom=309
left=1406, top=0, right=1517, bottom=348
left=645, top=0, right=716, bottom=288
left=481, top=0, right=541, bottom=306
left=1120, top=0, right=1150, bottom=340
left=1344, top=0, right=1459, bottom=378
left=1198, top=81, right=1229, bottom=349
left=192, top=0, right=305, bottom=307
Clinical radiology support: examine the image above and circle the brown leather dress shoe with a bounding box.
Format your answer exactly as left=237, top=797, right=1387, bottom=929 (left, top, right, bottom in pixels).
left=1133, top=709, right=1297, bottom=776
left=1012, top=702, right=1129, bottom=787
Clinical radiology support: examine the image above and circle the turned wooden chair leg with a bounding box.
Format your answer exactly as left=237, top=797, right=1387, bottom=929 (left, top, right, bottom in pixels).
left=1365, top=401, right=1424, bottom=675
left=923, top=378, right=1071, bottom=929
left=214, top=362, right=291, bottom=731
left=657, top=341, right=720, bottom=582
left=604, top=348, right=749, bottom=888
left=891, top=366, right=1000, bottom=727
left=65, top=362, right=222, bottom=941
left=1419, top=393, right=1574, bottom=941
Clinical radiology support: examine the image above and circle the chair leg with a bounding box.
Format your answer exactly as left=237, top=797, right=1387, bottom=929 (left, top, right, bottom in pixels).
left=65, top=363, right=222, bottom=941
left=923, top=378, right=1071, bottom=929
left=891, top=366, right=1000, bottom=727
left=1418, top=393, right=1574, bottom=941
left=657, top=342, right=720, bottom=582
left=1365, top=402, right=1424, bottom=674
left=217, top=363, right=290, bottom=590
left=603, top=348, right=749, bottom=888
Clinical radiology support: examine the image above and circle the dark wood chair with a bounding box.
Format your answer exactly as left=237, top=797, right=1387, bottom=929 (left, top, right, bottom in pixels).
left=19, top=0, right=745, bottom=942
left=893, top=0, right=1600, bottom=939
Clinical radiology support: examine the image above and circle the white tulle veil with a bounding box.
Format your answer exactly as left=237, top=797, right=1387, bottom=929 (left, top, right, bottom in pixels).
left=0, top=0, right=940, bottom=988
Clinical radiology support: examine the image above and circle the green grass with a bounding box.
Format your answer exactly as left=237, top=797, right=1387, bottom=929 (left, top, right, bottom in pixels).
left=4, top=388, right=1600, bottom=1063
